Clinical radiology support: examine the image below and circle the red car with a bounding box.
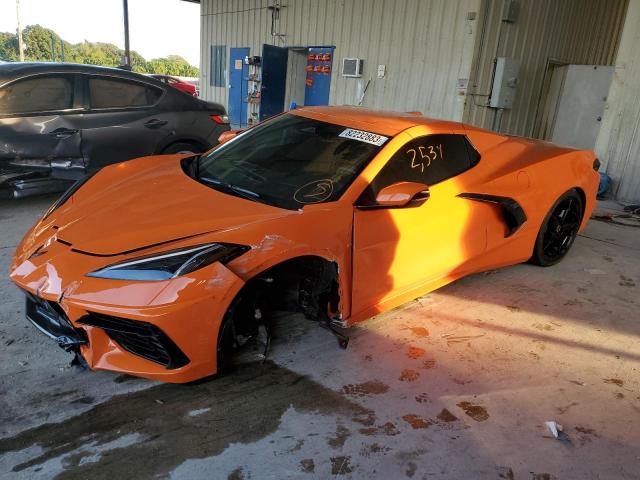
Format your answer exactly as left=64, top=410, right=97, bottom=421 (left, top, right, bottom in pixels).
left=150, top=74, right=197, bottom=97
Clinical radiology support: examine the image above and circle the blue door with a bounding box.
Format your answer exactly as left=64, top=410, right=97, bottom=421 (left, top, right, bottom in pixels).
left=260, top=44, right=288, bottom=120
left=228, top=47, right=249, bottom=128
left=304, top=47, right=334, bottom=106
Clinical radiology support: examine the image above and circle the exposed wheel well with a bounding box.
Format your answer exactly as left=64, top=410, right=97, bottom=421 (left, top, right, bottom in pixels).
left=573, top=187, right=586, bottom=222
left=217, top=256, right=339, bottom=369
left=232, top=255, right=339, bottom=321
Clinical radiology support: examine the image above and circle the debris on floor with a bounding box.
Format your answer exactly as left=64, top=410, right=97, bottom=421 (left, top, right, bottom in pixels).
left=545, top=421, right=563, bottom=439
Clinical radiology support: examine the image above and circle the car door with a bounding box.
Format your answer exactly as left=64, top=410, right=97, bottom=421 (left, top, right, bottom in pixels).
left=79, top=74, right=174, bottom=171
left=0, top=73, right=86, bottom=180
left=351, top=133, right=496, bottom=317
left=260, top=44, right=288, bottom=120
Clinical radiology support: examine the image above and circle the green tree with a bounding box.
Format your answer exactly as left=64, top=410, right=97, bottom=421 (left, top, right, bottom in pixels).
left=22, top=25, right=59, bottom=61
left=0, top=32, right=19, bottom=61
left=145, top=55, right=198, bottom=76
left=0, top=25, right=199, bottom=77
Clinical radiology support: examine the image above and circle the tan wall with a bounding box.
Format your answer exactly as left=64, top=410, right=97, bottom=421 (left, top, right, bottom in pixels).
left=464, top=0, right=628, bottom=136
left=200, top=0, right=481, bottom=121
left=595, top=0, right=640, bottom=203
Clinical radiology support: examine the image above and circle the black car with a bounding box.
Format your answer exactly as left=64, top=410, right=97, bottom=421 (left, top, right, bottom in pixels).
left=0, top=63, right=229, bottom=198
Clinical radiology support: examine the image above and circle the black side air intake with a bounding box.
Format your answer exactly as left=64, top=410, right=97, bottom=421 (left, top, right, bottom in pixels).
left=78, top=312, right=189, bottom=369
left=458, top=193, right=528, bottom=237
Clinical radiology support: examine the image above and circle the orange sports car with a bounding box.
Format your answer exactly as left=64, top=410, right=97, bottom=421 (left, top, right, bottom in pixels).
left=9, top=107, right=599, bottom=383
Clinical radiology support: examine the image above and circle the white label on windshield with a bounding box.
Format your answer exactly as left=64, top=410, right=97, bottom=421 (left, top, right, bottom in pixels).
left=339, top=128, right=388, bottom=146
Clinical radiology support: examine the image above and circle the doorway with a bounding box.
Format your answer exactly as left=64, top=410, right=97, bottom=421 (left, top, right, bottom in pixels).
left=284, top=48, right=307, bottom=108
left=260, top=44, right=335, bottom=120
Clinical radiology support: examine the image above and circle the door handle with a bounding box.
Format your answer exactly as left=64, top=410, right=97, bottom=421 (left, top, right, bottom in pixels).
left=49, top=128, right=78, bottom=139
left=144, top=119, right=168, bottom=129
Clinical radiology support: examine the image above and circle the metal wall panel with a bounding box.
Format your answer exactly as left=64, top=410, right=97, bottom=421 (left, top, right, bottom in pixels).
left=594, top=0, right=640, bottom=203
left=199, top=0, right=481, bottom=121
left=464, top=0, right=628, bottom=137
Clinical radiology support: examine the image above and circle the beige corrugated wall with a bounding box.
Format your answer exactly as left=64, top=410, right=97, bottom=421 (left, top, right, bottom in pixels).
left=595, top=0, right=640, bottom=203
left=463, top=0, right=628, bottom=137
left=199, top=0, right=481, bottom=121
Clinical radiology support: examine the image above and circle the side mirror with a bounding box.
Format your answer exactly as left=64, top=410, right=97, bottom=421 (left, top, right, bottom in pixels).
left=375, top=181, right=430, bottom=208
left=218, top=130, right=242, bottom=144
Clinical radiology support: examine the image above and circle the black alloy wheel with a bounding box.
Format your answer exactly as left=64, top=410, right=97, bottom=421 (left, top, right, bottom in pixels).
left=531, top=189, right=583, bottom=266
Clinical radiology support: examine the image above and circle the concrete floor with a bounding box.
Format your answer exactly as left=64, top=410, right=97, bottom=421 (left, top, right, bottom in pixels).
left=0, top=195, right=638, bottom=480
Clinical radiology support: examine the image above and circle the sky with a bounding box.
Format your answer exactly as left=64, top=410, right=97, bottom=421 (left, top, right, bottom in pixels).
left=0, top=0, right=201, bottom=67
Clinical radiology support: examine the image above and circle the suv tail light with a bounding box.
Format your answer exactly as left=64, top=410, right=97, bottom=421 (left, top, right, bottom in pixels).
left=210, top=115, right=229, bottom=125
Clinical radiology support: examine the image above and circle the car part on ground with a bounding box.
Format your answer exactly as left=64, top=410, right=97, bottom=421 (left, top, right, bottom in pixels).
left=8, top=106, right=599, bottom=382
left=0, top=62, right=229, bottom=198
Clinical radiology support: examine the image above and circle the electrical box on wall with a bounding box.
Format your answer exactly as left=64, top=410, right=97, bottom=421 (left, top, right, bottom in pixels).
left=342, top=58, right=364, bottom=77
left=489, top=57, right=519, bottom=109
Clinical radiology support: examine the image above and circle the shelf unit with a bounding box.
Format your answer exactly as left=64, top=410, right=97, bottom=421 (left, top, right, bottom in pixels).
left=244, top=62, right=261, bottom=126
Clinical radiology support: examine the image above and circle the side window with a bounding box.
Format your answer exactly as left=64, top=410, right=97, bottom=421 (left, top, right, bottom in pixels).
left=0, top=76, right=73, bottom=114
left=361, top=134, right=479, bottom=203
left=89, top=77, right=162, bottom=109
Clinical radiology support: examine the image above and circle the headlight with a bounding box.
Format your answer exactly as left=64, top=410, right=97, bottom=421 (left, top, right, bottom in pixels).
left=87, top=243, right=249, bottom=281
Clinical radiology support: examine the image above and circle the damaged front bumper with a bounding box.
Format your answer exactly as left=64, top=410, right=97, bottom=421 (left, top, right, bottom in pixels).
left=11, top=242, right=246, bottom=382
left=24, top=290, right=88, bottom=351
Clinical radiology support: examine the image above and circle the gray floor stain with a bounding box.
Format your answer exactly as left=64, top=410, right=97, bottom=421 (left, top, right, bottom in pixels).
left=0, top=362, right=373, bottom=479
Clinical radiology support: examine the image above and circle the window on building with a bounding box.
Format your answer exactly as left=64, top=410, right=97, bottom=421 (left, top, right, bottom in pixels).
left=210, top=45, right=226, bottom=87
left=89, top=77, right=162, bottom=109
left=359, top=134, right=480, bottom=204
left=0, top=76, right=73, bottom=114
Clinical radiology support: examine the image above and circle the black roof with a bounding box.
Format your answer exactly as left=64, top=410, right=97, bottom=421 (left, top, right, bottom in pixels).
left=0, top=62, right=163, bottom=87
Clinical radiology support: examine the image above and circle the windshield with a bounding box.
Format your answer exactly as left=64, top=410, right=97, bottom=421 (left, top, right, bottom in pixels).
left=196, top=113, right=388, bottom=210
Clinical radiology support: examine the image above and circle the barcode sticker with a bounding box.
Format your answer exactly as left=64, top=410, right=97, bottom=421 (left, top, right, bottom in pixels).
left=339, top=128, right=388, bottom=146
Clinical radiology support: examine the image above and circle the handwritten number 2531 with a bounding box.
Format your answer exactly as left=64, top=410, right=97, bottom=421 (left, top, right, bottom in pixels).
left=407, top=144, right=443, bottom=173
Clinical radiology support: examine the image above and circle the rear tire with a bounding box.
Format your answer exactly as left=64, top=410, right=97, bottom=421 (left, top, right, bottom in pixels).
left=162, top=142, right=203, bottom=155
left=531, top=189, right=583, bottom=267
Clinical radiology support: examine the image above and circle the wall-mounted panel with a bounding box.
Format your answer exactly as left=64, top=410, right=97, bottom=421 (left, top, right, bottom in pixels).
left=464, top=0, right=628, bottom=137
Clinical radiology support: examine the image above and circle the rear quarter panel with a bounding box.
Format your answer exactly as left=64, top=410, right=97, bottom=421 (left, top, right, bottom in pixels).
left=462, top=128, right=599, bottom=269
left=154, top=93, right=229, bottom=153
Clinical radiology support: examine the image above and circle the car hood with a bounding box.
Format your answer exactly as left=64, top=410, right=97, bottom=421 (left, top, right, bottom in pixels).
left=49, top=155, right=296, bottom=256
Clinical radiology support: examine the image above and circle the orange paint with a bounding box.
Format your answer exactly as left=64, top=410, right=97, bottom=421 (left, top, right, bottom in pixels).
left=9, top=106, right=599, bottom=383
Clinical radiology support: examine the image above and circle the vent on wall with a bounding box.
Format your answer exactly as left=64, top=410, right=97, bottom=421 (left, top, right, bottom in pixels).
left=342, top=58, right=364, bottom=77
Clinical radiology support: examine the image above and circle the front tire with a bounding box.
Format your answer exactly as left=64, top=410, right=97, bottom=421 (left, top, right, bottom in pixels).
left=531, top=189, right=583, bottom=267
